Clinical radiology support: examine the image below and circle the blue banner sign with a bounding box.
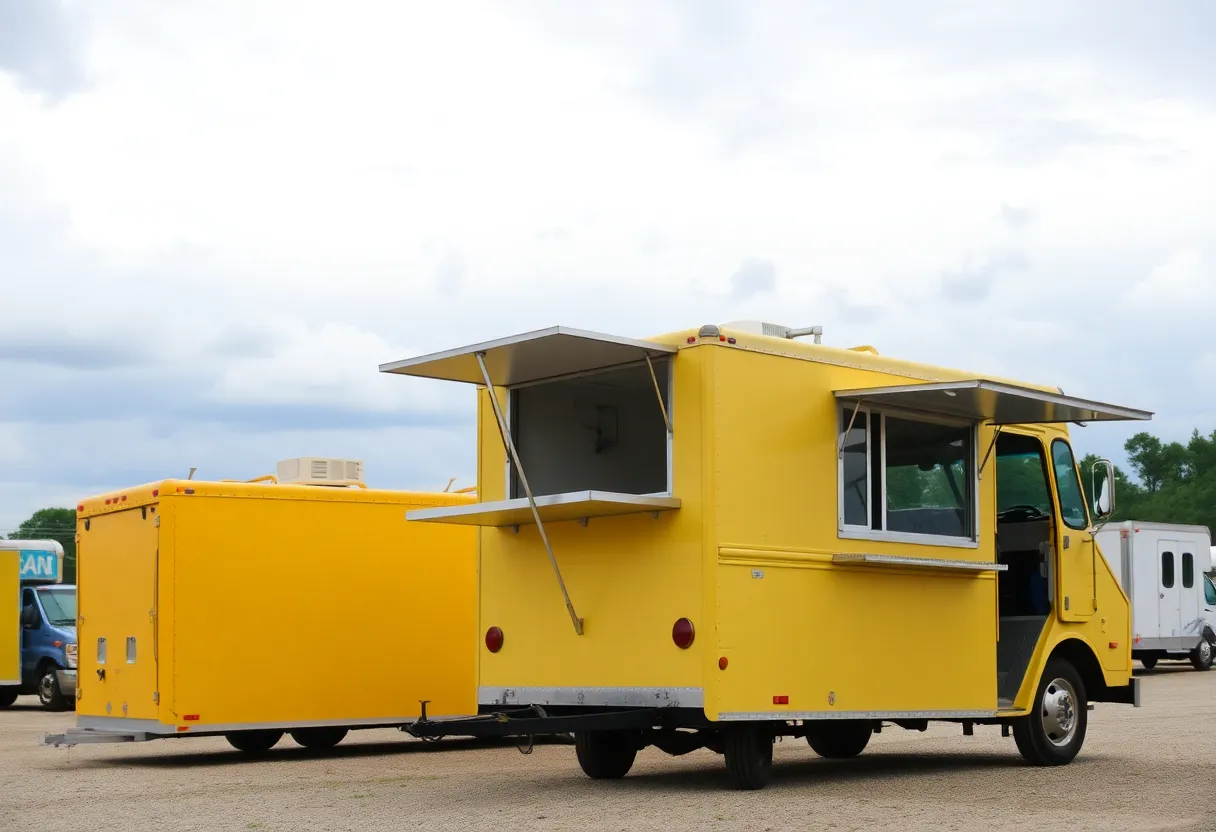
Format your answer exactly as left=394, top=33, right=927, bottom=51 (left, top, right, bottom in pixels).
left=19, top=550, right=62, bottom=583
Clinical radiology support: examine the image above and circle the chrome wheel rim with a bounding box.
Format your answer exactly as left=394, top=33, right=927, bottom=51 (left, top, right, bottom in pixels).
left=1201, top=640, right=1213, bottom=665
left=1041, top=677, right=1078, bottom=747
left=38, top=673, right=55, bottom=703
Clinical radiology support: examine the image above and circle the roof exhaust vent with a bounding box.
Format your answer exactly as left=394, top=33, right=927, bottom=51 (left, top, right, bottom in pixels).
left=276, top=457, right=365, bottom=487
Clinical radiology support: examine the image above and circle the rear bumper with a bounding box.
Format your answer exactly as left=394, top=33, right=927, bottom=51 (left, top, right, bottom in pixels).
left=56, top=670, right=76, bottom=698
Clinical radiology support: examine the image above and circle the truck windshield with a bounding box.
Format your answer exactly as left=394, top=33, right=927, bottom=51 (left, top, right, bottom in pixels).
left=37, top=589, right=77, bottom=626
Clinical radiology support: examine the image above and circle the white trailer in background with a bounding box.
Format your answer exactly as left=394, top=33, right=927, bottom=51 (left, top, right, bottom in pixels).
left=1095, top=521, right=1215, bottom=671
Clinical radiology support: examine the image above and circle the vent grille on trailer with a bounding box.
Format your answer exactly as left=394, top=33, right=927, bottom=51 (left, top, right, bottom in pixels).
left=276, top=457, right=365, bottom=486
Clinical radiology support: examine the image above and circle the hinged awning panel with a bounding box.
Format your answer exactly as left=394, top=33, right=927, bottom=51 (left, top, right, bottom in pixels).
left=407, top=491, right=681, bottom=528
left=833, top=380, right=1152, bottom=425
left=379, top=326, right=677, bottom=387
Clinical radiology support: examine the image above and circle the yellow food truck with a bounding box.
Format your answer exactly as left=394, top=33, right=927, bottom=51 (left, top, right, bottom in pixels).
left=45, top=459, right=477, bottom=754
left=382, top=321, right=1150, bottom=789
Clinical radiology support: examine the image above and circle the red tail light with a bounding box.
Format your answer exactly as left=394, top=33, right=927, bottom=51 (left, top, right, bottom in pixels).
left=485, top=626, right=504, bottom=653
left=672, top=618, right=695, bottom=649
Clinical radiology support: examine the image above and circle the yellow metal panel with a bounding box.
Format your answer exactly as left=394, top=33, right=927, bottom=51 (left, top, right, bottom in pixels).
left=475, top=350, right=707, bottom=692
left=77, top=506, right=160, bottom=719
left=0, top=552, right=19, bottom=685
left=77, top=482, right=477, bottom=730
left=715, top=561, right=996, bottom=715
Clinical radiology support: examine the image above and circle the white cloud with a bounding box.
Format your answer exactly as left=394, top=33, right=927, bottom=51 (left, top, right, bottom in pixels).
left=2, top=0, right=1216, bottom=526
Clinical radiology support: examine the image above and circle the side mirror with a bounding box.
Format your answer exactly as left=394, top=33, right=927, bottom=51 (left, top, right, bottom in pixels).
left=1092, top=458, right=1116, bottom=519
left=20, top=606, right=39, bottom=629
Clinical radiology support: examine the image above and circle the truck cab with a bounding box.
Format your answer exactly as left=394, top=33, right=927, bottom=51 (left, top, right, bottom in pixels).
left=0, top=541, right=77, bottom=711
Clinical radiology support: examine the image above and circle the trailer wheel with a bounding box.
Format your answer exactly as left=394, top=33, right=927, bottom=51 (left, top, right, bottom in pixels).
left=290, top=727, right=349, bottom=749
left=1012, top=659, right=1087, bottom=766
left=37, top=665, right=69, bottom=711
left=225, top=730, right=284, bottom=755
left=1139, top=655, right=1158, bottom=670
left=806, top=721, right=872, bottom=759
left=0, top=687, right=18, bottom=709
left=574, top=730, right=639, bottom=779
left=1190, top=639, right=1213, bottom=672
left=723, top=725, right=773, bottom=791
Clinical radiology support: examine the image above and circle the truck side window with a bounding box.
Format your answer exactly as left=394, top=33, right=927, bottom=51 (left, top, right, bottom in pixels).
left=1049, top=440, right=1088, bottom=530
left=1181, top=553, right=1194, bottom=589
left=1162, top=552, right=1174, bottom=589
left=1206, top=575, right=1216, bottom=605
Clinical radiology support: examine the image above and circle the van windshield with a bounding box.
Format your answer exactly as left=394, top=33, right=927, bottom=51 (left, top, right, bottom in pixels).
left=37, top=588, right=77, bottom=626
left=1206, top=574, right=1216, bottom=606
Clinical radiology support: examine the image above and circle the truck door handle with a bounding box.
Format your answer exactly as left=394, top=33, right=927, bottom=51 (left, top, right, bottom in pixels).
left=96, top=669, right=106, bottom=681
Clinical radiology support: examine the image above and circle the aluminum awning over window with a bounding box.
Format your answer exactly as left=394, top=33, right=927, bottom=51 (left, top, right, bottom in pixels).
left=379, top=326, right=676, bottom=386
left=833, top=379, right=1153, bottom=425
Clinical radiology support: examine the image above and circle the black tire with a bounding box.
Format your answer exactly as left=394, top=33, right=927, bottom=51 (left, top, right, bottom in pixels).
left=37, top=666, right=69, bottom=711
left=225, top=730, right=284, bottom=755
left=1190, top=639, right=1213, bottom=672
left=723, top=725, right=773, bottom=791
left=574, top=730, right=639, bottom=780
left=289, top=727, right=349, bottom=749
left=1140, top=655, right=1158, bottom=670
left=806, top=721, right=872, bottom=759
left=1012, top=659, right=1088, bottom=766
left=0, top=687, right=18, bottom=708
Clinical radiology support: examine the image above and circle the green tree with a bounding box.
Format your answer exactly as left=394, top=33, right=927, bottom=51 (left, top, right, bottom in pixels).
left=7, top=508, right=77, bottom=583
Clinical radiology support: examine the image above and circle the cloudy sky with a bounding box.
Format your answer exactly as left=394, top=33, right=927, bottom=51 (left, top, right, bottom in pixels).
left=2, top=0, right=1214, bottom=532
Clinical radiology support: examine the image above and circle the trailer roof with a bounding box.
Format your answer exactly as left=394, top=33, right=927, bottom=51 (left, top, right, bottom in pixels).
left=833, top=379, right=1152, bottom=425
left=379, top=326, right=676, bottom=387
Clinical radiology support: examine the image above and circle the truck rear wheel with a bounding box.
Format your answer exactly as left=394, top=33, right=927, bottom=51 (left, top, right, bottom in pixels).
left=37, top=666, right=69, bottom=711
left=574, top=730, right=639, bottom=779
left=723, top=725, right=773, bottom=790
left=0, top=687, right=18, bottom=708
left=1190, top=639, right=1213, bottom=671
left=290, top=727, right=349, bottom=749
left=806, top=721, right=872, bottom=759
left=225, top=730, right=284, bottom=755
left=1012, top=659, right=1087, bottom=766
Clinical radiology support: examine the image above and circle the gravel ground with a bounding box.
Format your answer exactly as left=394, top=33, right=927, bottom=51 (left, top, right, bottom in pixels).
left=2, top=666, right=1214, bottom=831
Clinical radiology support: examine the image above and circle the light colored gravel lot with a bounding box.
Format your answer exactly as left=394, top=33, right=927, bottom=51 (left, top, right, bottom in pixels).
left=2, top=666, right=1214, bottom=831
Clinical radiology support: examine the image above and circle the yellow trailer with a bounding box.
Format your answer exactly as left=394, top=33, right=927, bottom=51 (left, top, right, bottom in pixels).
left=384, top=322, right=1151, bottom=789
left=45, top=459, right=477, bottom=754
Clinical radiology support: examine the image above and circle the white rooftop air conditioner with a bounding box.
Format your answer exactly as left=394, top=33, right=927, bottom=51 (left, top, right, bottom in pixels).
left=276, top=457, right=365, bottom=487
left=721, top=321, right=824, bottom=342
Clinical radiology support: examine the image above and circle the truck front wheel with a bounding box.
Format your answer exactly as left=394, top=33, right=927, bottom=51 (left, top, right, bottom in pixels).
left=1012, top=659, right=1087, bottom=766
left=225, top=730, right=284, bottom=755
left=0, top=687, right=18, bottom=708
left=1190, top=639, right=1213, bottom=672
left=290, top=727, right=349, bottom=750
left=37, top=666, right=69, bottom=711
left=722, top=725, right=773, bottom=790
left=574, top=730, right=639, bottom=779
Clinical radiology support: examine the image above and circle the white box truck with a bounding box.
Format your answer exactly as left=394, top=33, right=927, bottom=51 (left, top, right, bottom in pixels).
left=1095, top=521, right=1215, bottom=671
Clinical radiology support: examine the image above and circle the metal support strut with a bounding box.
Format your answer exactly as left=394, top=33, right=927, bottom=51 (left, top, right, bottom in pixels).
left=837, top=399, right=862, bottom=459
left=476, top=352, right=584, bottom=636
left=644, top=354, right=672, bottom=435
left=978, top=425, right=1003, bottom=480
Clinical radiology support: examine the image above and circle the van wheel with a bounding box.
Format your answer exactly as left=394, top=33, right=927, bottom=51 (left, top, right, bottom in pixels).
left=1139, top=655, right=1158, bottom=670
left=290, top=727, right=349, bottom=749
left=723, top=725, right=773, bottom=790
left=1191, top=639, right=1213, bottom=672
left=225, top=730, right=284, bottom=754
left=0, top=687, right=18, bottom=708
left=574, top=730, right=639, bottom=779
left=37, top=666, right=69, bottom=711
left=806, top=721, right=872, bottom=759
left=1012, top=659, right=1087, bottom=766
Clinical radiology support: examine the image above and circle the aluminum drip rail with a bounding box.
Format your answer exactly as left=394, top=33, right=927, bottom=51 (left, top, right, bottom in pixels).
left=475, top=351, right=584, bottom=636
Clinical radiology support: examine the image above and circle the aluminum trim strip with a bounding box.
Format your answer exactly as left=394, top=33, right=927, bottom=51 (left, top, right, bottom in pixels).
left=73, top=713, right=449, bottom=737
left=832, top=553, right=1007, bottom=572
left=479, top=686, right=704, bottom=708
left=717, top=709, right=997, bottom=721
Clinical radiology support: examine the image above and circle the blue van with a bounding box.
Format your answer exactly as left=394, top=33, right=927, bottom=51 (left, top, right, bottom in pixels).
left=0, top=542, right=77, bottom=711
